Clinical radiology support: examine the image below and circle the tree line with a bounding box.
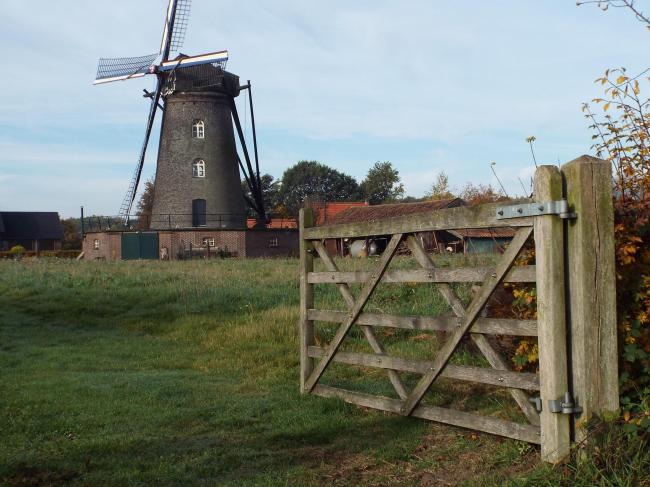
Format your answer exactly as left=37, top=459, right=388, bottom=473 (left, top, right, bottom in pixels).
left=133, top=159, right=505, bottom=223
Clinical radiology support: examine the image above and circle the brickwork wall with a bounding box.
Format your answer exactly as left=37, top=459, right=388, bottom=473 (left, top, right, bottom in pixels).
left=82, top=230, right=297, bottom=260
left=150, top=92, right=246, bottom=230
left=82, top=232, right=121, bottom=261
left=245, top=230, right=299, bottom=258
left=159, top=230, right=246, bottom=259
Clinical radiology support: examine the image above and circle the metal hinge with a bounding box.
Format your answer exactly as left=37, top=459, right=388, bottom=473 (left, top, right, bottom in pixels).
left=496, top=200, right=576, bottom=220
left=528, top=392, right=583, bottom=416
left=549, top=392, right=583, bottom=416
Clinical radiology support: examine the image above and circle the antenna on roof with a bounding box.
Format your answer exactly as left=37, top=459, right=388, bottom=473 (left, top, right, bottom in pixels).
left=490, top=162, right=509, bottom=198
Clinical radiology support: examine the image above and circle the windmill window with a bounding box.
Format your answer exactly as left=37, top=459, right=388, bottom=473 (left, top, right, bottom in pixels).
left=192, top=120, right=205, bottom=139
left=93, top=239, right=99, bottom=250
left=192, top=159, right=205, bottom=178
left=269, top=237, right=278, bottom=248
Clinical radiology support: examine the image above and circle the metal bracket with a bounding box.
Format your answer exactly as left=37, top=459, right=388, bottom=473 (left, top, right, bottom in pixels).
left=496, top=200, right=576, bottom=220
left=548, top=392, right=583, bottom=416
left=528, top=395, right=543, bottom=413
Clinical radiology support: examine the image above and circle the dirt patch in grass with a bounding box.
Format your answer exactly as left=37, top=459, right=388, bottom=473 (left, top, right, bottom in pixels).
left=309, top=423, right=541, bottom=487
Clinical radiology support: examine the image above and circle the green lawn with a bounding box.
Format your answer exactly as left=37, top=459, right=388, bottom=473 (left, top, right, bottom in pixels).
left=0, top=258, right=634, bottom=486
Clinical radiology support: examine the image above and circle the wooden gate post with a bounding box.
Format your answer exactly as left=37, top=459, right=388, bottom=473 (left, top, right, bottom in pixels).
left=534, top=165, right=571, bottom=463
left=562, top=155, right=618, bottom=441
left=299, top=208, right=315, bottom=393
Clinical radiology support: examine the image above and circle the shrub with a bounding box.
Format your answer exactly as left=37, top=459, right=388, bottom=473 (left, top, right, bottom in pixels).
left=8, top=245, right=25, bottom=255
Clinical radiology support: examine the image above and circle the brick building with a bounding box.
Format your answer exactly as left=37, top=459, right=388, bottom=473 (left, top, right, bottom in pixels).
left=82, top=228, right=298, bottom=260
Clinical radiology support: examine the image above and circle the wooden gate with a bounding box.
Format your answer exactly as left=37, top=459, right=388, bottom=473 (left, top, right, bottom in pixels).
left=299, top=158, right=618, bottom=463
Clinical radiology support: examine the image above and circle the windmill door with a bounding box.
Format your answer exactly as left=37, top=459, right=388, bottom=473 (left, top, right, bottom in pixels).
left=192, top=199, right=206, bottom=227
left=121, top=232, right=159, bottom=260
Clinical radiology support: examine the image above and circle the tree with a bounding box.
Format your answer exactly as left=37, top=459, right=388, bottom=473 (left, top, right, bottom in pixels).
left=61, top=218, right=82, bottom=250
left=426, top=172, right=455, bottom=200
left=241, top=174, right=281, bottom=218
left=458, top=182, right=505, bottom=206
left=360, top=161, right=404, bottom=205
left=278, top=161, right=360, bottom=215
left=136, top=178, right=155, bottom=229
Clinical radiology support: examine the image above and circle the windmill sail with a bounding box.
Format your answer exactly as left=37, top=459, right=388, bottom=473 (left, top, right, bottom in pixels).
left=160, top=0, right=192, bottom=60
left=94, top=54, right=158, bottom=85
left=118, top=79, right=163, bottom=221
left=169, top=0, right=192, bottom=52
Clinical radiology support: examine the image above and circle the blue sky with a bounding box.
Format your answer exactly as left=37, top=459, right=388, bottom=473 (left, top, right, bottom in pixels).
left=0, top=1, right=647, bottom=217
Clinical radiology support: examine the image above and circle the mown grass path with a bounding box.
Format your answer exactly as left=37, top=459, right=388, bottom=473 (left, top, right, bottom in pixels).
left=1, top=259, right=563, bottom=486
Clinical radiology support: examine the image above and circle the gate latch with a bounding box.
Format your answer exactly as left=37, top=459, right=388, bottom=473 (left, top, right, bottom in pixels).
left=496, top=200, right=576, bottom=220
left=548, top=392, right=583, bottom=416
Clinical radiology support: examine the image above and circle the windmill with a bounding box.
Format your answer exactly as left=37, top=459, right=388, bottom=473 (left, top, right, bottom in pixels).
left=94, top=0, right=266, bottom=229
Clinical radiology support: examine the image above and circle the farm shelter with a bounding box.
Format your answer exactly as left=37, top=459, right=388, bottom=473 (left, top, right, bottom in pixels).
left=0, top=211, right=63, bottom=252
left=82, top=228, right=298, bottom=260
left=322, top=199, right=466, bottom=256
left=449, top=227, right=516, bottom=254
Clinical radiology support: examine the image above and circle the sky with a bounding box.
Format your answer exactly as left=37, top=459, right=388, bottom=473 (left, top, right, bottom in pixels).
left=0, top=0, right=647, bottom=217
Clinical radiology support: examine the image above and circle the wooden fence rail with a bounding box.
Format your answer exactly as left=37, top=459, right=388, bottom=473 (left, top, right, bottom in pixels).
left=299, top=155, right=618, bottom=464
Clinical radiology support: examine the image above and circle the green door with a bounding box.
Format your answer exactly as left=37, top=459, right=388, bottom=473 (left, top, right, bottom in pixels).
left=121, top=232, right=159, bottom=260
left=139, top=232, right=159, bottom=259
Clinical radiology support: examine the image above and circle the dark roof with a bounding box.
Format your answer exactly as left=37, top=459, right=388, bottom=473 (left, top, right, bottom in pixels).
left=0, top=213, right=4, bottom=234
left=327, top=199, right=465, bottom=225
left=0, top=212, right=63, bottom=240
left=450, top=228, right=516, bottom=239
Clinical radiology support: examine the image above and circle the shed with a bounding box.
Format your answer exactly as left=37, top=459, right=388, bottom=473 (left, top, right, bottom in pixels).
left=0, top=212, right=64, bottom=252
left=449, top=227, right=516, bottom=254
left=323, top=199, right=466, bottom=256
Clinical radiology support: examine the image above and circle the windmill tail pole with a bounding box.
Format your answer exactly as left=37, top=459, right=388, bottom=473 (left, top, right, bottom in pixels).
left=247, top=80, right=261, bottom=183
left=230, top=97, right=266, bottom=222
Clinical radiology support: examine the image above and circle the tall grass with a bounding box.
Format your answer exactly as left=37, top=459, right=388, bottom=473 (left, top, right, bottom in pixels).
left=0, top=259, right=646, bottom=486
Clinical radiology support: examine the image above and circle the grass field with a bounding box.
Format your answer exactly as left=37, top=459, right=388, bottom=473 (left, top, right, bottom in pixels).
left=0, top=258, right=644, bottom=486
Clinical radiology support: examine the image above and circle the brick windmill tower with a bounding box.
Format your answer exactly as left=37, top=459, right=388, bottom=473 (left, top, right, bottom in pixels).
left=93, top=0, right=266, bottom=230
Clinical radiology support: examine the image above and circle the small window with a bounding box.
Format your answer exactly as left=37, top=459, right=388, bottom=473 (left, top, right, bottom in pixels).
left=269, top=237, right=278, bottom=248
left=202, top=237, right=215, bottom=247
left=93, top=239, right=99, bottom=250
left=192, top=120, right=205, bottom=139
left=192, top=159, right=205, bottom=178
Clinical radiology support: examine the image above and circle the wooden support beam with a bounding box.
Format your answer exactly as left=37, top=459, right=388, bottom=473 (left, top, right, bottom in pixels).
left=304, top=233, right=404, bottom=392
left=534, top=165, right=570, bottom=463
left=312, top=241, right=409, bottom=400
left=299, top=208, right=315, bottom=393
left=400, top=226, right=533, bottom=416
left=303, top=200, right=533, bottom=239
left=308, top=309, right=538, bottom=336
left=562, top=156, right=619, bottom=442
left=308, top=266, right=536, bottom=284
left=308, top=347, right=540, bottom=390
left=313, top=385, right=541, bottom=444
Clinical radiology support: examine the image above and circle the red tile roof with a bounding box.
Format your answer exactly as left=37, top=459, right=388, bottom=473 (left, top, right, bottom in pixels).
left=326, top=199, right=464, bottom=225
left=308, top=201, right=369, bottom=225
left=247, top=218, right=297, bottom=229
